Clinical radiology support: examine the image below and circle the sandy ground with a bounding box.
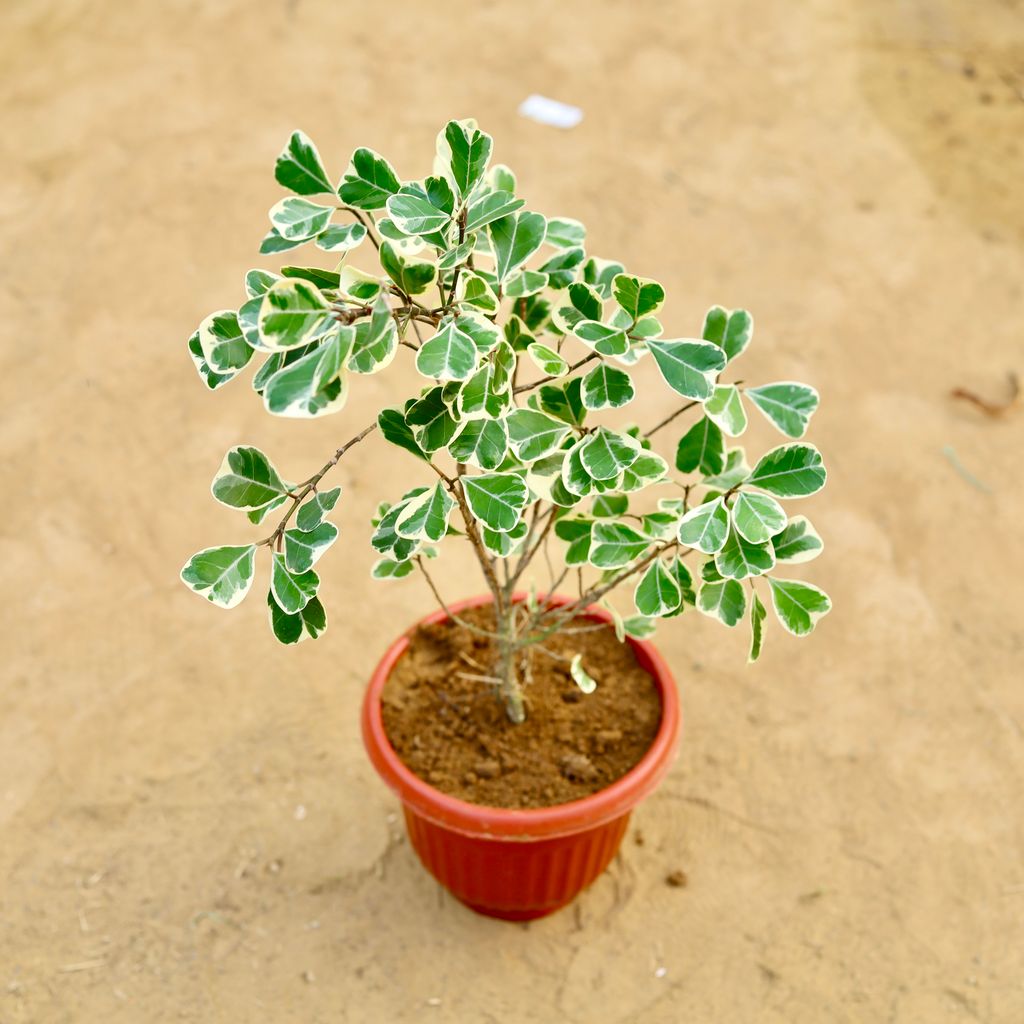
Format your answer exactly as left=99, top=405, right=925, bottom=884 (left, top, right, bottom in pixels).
left=2, top=0, right=1023, bottom=1020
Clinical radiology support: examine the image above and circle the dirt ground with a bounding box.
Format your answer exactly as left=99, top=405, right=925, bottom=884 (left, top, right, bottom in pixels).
left=2, top=0, right=1023, bottom=1020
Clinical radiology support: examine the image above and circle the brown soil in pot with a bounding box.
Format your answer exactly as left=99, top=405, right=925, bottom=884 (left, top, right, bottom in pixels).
left=380, top=605, right=663, bottom=809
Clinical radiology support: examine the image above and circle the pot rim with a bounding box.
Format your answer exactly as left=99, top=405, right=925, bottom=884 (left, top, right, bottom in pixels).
left=361, top=592, right=682, bottom=840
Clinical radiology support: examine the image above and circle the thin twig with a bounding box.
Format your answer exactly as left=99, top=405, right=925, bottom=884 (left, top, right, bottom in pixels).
left=513, top=352, right=600, bottom=394
left=340, top=206, right=381, bottom=251
left=259, top=421, right=378, bottom=546
left=644, top=400, right=699, bottom=438
left=415, top=556, right=501, bottom=638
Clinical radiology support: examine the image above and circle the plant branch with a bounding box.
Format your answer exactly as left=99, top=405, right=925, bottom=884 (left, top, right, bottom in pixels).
left=518, top=540, right=689, bottom=647
left=258, top=420, right=378, bottom=547
left=513, top=351, right=600, bottom=394
left=415, top=556, right=499, bottom=639
left=644, top=400, right=699, bottom=438
left=341, top=206, right=381, bottom=251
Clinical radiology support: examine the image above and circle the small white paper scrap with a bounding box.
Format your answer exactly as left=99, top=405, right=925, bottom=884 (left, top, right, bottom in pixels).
left=518, top=94, right=583, bottom=129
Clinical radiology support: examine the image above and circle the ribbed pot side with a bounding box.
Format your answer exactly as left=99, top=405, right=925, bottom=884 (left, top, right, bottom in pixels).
left=361, top=594, right=682, bottom=920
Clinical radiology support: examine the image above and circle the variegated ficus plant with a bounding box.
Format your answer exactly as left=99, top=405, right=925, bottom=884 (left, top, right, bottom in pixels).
left=182, top=120, right=831, bottom=723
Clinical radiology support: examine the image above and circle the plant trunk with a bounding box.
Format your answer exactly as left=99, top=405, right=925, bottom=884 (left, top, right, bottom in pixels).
left=494, top=599, right=525, bottom=724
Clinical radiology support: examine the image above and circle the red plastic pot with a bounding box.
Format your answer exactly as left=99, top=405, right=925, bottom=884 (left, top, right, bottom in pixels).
left=361, top=593, right=682, bottom=920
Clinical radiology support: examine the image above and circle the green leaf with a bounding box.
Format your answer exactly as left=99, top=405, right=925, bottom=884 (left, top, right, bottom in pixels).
left=245, top=269, right=282, bottom=298
left=488, top=211, right=547, bottom=282
left=620, top=451, right=669, bottom=492
left=379, top=240, right=438, bottom=296
left=746, top=382, right=820, bottom=439
left=338, top=147, right=401, bottom=209
left=271, top=553, right=319, bottom=614
left=267, top=591, right=327, bottom=643
left=676, top=497, right=729, bottom=554
left=180, top=545, right=256, bottom=609
left=458, top=313, right=501, bottom=354
left=457, top=271, right=499, bottom=314
left=697, top=578, right=746, bottom=627
left=275, top=130, right=333, bottom=195
left=612, top=275, right=665, bottom=321
left=634, top=558, right=682, bottom=617
left=395, top=482, right=454, bottom=542
left=505, top=272, right=548, bottom=303
left=463, top=472, right=529, bottom=532
left=378, top=407, right=428, bottom=462
left=296, top=487, right=341, bottom=532
left=348, top=295, right=398, bottom=375
left=666, top=557, right=696, bottom=606
left=581, top=363, right=635, bottom=410
left=488, top=163, right=516, bottom=192
left=574, top=320, right=629, bottom=356
left=646, top=339, right=727, bottom=400
left=527, top=343, right=568, bottom=376
left=269, top=197, right=334, bottom=241
left=584, top=256, right=625, bottom=299
left=263, top=331, right=349, bottom=418
left=371, top=557, right=416, bottom=580
left=539, top=246, right=585, bottom=290
left=569, top=654, right=598, bottom=694
left=766, top=578, right=831, bottom=636
left=197, top=310, right=252, bottom=374
left=724, top=311, right=753, bottom=361
left=259, top=228, right=304, bottom=255
left=247, top=494, right=288, bottom=525
left=188, top=330, right=236, bottom=390
left=589, top=522, right=651, bottom=569
left=749, top=592, right=767, bottom=662
left=371, top=489, right=426, bottom=558
left=703, top=447, right=751, bottom=489
left=554, top=517, right=593, bottom=565
left=416, top=317, right=481, bottom=381
left=501, top=268, right=544, bottom=299
left=530, top=378, right=586, bottom=426
left=506, top=408, right=570, bottom=462
left=283, top=521, right=339, bottom=573
left=565, top=282, right=603, bottom=322
left=280, top=265, right=341, bottom=290
left=561, top=439, right=594, bottom=497
left=580, top=427, right=641, bottom=480
left=211, top=446, right=288, bottom=509
left=592, top=494, right=628, bottom=518
left=701, top=306, right=727, bottom=345
left=440, top=120, right=493, bottom=198
left=704, top=384, right=747, bottom=437
left=437, top=234, right=478, bottom=271
left=546, top=217, right=586, bottom=250
left=482, top=520, right=528, bottom=558
left=316, top=222, right=367, bottom=252
left=747, top=444, right=827, bottom=498
left=675, top=417, right=725, bottom=475
left=703, top=306, right=753, bottom=361
left=336, top=266, right=383, bottom=303
left=258, top=280, right=332, bottom=351
left=385, top=191, right=452, bottom=236
left=715, top=524, right=775, bottom=580
left=466, top=190, right=524, bottom=232
left=449, top=418, right=508, bottom=470
left=732, top=492, right=786, bottom=545
left=702, top=559, right=724, bottom=584
left=771, top=516, right=824, bottom=564
left=406, top=387, right=459, bottom=452
left=622, top=616, right=657, bottom=639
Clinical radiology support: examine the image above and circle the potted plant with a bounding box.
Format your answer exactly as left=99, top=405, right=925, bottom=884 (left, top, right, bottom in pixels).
left=181, top=120, right=831, bottom=919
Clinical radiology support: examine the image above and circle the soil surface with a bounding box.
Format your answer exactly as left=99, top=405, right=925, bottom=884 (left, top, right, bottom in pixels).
left=381, top=607, right=662, bottom=808
left=3, top=1, right=1024, bottom=1022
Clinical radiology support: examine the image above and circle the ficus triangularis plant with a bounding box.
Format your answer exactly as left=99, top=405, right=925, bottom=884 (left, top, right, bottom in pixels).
left=182, top=119, right=831, bottom=723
